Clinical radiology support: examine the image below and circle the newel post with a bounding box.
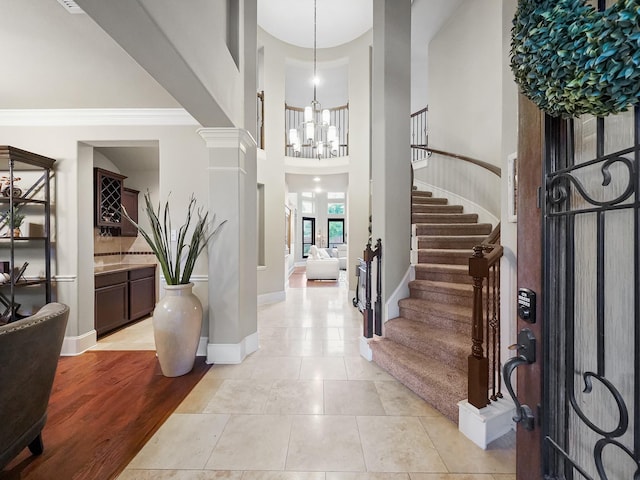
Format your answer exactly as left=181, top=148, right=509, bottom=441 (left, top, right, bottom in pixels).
left=467, top=245, right=492, bottom=409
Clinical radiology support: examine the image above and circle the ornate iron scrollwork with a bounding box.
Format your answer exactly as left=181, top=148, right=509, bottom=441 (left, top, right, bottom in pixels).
left=548, top=156, right=635, bottom=208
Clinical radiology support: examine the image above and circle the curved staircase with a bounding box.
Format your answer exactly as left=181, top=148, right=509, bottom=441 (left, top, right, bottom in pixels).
left=370, top=190, right=492, bottom=422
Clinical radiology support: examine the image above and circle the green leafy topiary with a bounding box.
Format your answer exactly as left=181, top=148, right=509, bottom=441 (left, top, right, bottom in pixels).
left=511, top=0, right=640, bottom=117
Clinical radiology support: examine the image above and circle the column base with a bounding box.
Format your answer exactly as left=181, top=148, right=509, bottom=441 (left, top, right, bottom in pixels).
left=458, top=398, right=516, bottom=449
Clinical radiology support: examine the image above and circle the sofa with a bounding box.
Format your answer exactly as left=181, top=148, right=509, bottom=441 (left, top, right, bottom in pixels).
left=306, top=245, right=340, bottom=280
left=336, top=244, right=348, bottom=270
left=0, top=303, right=69, bottom=469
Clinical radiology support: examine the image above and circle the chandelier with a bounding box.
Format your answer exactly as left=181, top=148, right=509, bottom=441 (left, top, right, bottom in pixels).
left=288, top=0, right=339, bottom=159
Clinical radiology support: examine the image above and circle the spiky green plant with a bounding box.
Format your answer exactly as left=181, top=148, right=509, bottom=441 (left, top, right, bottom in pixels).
left=123, top=192, right=226, bottom=285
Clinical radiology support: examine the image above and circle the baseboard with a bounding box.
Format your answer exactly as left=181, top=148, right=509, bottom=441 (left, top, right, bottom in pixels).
left=458, top=398, right=516, bottom=449
left=257, top=290, right=286, bottom=305
left=207, top=331, right=259, bottom=364
left=61, top=330, right=97, bottom=356
left=359, top=336, right=372, bottom=361
left=385, top=265, right=415, bottom=322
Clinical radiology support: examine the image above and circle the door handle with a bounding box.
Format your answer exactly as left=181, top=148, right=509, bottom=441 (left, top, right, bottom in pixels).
left=503, top=328, right=536, bottom=431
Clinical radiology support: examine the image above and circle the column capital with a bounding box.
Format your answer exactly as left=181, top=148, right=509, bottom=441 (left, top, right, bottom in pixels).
left=197, top=127, right=256, bottom=152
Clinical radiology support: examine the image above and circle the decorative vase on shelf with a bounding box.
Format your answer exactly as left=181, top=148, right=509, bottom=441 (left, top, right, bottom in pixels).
left=153, top=283, right=202, bottom=377
left=13, top=228, right=20, bottom=238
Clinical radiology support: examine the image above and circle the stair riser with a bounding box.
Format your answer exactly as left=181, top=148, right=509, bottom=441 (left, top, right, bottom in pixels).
left=414, top=270, right=474, bottom=284
left=399, top=304, right=471, bottom=328
left=371, top=349, right=460, bottom=422
left=415, top=224, right=492, bottom=236
left=412, top=197, right=448, bottom=205
left=412, top=205, right=463, bottom=214
left=417, top=252, right=469, bottom=265
left=385, top=328, right=468, bottom=373
left=412, top=214, right=479, bottom=224
left=408, top=287, right=473, bottom=307
left=418, top=237, right=482, bottom=249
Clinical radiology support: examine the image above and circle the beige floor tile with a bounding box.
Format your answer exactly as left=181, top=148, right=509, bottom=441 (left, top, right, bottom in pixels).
left=327, top=474, right=409, bottom=480
left=206, top=415, right=292, bottom=470
left=286, top=415, right=366, bottom=472
left=205, top=362, right=255, bottom=379
left=300, top=357, right=348, bottom=380
left=339, top=327, right=363, bottom=340
left=203, top=379, right=273, bottom=414
left=248, top=356, right=302, bottom=379
left=264, top=379, right=324, bottom=414
left=253, top=339, right=324, bottom=357
left=118, top=470, right=243, bottom=480
left=357, top=416, right=447, bottom=472
left=344, top=357, right=395, bottom=381
left=323, top=340, right=361, bottom=357
left=409, top=475, right=496, bottom=480
left=419, top=417, right=515, bottom=474
left=491, top=475, right=516, bottom=480
left=128, top=414, right=230, bottom=470
left=176, top=377, right=225, bottom=413
left=241, top=472, right=325, bottom=480
left=259, top=326, right=308, bottom=339
left=306, top=327, right=342, bottom=341
left=374, top=381, right=441, bottom=417
left=324, top=380, right=385, bottom=415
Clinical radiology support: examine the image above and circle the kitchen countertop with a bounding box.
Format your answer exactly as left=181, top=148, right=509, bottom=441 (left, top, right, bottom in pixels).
left=94, top=263, right=156, bottom=276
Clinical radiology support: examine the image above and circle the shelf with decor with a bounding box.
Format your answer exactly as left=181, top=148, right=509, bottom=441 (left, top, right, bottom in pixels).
left=0, top=146, right=55, bottom=324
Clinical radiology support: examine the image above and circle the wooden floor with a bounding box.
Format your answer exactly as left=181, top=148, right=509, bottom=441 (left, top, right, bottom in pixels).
left=0, top=351, right=209, bottom=480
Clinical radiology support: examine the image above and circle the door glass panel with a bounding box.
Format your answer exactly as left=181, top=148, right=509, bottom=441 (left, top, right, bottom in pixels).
left=302, top=217, right=315, bottom=258
left=328, top=219, right=344, bottom=248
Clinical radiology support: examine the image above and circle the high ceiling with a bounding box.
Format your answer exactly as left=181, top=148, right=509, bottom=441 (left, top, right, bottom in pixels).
left=258, top=0, right=373, bottom=48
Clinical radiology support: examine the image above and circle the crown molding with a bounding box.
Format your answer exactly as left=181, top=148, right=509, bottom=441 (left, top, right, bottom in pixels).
left=0, top=108, right=200, bottom=126
left=197, top=128, right=256, bottom=152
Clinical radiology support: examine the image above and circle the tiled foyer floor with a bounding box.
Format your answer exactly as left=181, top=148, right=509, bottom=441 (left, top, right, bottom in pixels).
left=108, top=280, right=516, bottom=480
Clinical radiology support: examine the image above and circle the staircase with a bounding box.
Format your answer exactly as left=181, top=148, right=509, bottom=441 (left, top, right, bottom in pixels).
left=370, top=190, right=492, bottom=422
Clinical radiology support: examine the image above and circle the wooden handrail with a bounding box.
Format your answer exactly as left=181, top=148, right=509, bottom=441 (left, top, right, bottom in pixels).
left=410, top=106, right=428, bottom=118
left=411, top=145, right=502, bottom=178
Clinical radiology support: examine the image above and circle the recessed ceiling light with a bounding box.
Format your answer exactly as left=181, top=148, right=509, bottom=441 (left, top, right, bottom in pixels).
left=313, top=177, right=321, bottom=182
left=315, top=187, right=322, bottom=193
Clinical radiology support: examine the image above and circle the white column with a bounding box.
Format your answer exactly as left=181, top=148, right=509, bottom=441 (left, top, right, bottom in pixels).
left=198, top=128, right=258, bottom=364
left=371, top=0, right=412, bottom=311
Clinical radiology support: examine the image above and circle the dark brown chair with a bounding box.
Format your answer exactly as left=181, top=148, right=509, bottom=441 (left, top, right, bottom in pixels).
left=0, top=303, right=69, bottom=469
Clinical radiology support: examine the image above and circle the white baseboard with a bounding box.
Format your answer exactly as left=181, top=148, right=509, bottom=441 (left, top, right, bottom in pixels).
left=359, top=336, right=372, bottom=361
left=207, top=331, right=259, bottom=364
left=61, top=330, right=97, bottom=356
left=458, top=398, right=516, bottom=449
left=257, top=290, right=286, bottom=305
left=385, top=265, right=414, bottom=322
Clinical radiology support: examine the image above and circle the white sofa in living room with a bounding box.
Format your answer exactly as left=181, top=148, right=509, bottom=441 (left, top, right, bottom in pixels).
left=336, top=244, right=347, bottom=270
left=306, top=245, right=340, bottom=280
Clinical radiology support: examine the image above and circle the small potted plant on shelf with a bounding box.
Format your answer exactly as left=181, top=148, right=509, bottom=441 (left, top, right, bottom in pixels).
left=123, top=192, right=226, bottom=377
left=3, top=207, right=25, bottom=237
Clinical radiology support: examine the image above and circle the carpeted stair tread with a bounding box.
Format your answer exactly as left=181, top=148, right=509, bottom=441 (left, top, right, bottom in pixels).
left=411, top=191, right=433, bottom=198
left=409, top=279, right=473, bottom=297
left=399, top=297, right=472, bottom=322
left=412, top=196, right=448, bottom=205
left=412, top=213, right=479, bottom=224
left=371, top=338, right=466, bottom=422
left=417, top=248, right=472, bottom=265
left=384, top=317, right=469, bottom=373
left=414, top=223, right=492, bottom=236
left=417, top=235, right=486, bottom=249
left=412, top=204, right=464, bottom=214
left=414, top=263, right=474, bottom=284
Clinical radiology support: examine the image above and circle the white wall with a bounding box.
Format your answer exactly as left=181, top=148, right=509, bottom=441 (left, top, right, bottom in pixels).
left=0, top=121, right=215, bottom=351
left=417, top=0, right=503, bottom=219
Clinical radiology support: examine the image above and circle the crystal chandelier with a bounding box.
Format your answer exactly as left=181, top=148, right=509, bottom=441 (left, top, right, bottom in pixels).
left=288, top=0, right=340, bottom=159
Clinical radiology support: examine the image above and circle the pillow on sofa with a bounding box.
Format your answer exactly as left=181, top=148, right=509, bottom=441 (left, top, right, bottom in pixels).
left=318, top=248, right=330, bottom=259
left=308, top=245, right=320, bottom=260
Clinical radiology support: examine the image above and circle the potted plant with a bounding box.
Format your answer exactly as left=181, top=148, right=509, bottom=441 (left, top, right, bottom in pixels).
left=3, top=207, right=25, bottom=237
left=123, top=192, right=225, bottom=377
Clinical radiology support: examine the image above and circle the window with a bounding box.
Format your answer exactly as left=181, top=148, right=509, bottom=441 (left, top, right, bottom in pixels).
left=328, top=219, right=345, bottom=248
left=327, top=192, right=345, bottom=215
left=302, top=217, right=315, bottom=258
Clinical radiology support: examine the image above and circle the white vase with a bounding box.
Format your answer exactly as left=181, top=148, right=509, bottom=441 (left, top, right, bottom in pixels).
left=153, top=282, right=202, bottom=377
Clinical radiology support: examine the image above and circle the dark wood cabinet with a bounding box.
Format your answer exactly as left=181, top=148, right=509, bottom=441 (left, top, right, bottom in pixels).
left=94, top=168, right=126, bottom=229
left=95, top=265, right=156, bottom=337
left=120, top=188, right=139, bottom=237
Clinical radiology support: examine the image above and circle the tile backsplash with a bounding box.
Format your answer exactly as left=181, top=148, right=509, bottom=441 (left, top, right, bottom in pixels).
left=94, top=229, right=156, bottom=267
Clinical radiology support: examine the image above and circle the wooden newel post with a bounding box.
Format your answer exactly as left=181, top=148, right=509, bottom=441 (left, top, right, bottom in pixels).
left=467, top=245, right=492, bottom=409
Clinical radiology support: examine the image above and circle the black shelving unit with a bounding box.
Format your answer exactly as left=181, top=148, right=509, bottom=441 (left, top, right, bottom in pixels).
left=0, top=146, right=55, bottom=323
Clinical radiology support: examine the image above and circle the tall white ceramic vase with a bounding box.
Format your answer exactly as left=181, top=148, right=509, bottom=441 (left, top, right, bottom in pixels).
left=153, top=283, right=202, bottom=377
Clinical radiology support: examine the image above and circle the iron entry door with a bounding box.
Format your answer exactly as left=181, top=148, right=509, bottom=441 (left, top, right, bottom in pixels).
left=543, top=107, right=640, bottom=479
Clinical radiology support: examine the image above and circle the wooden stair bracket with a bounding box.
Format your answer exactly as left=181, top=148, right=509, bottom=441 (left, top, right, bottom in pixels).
left=468, top=241, right=504, bottom=409
left=363, top=238, right=382, bottom=338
